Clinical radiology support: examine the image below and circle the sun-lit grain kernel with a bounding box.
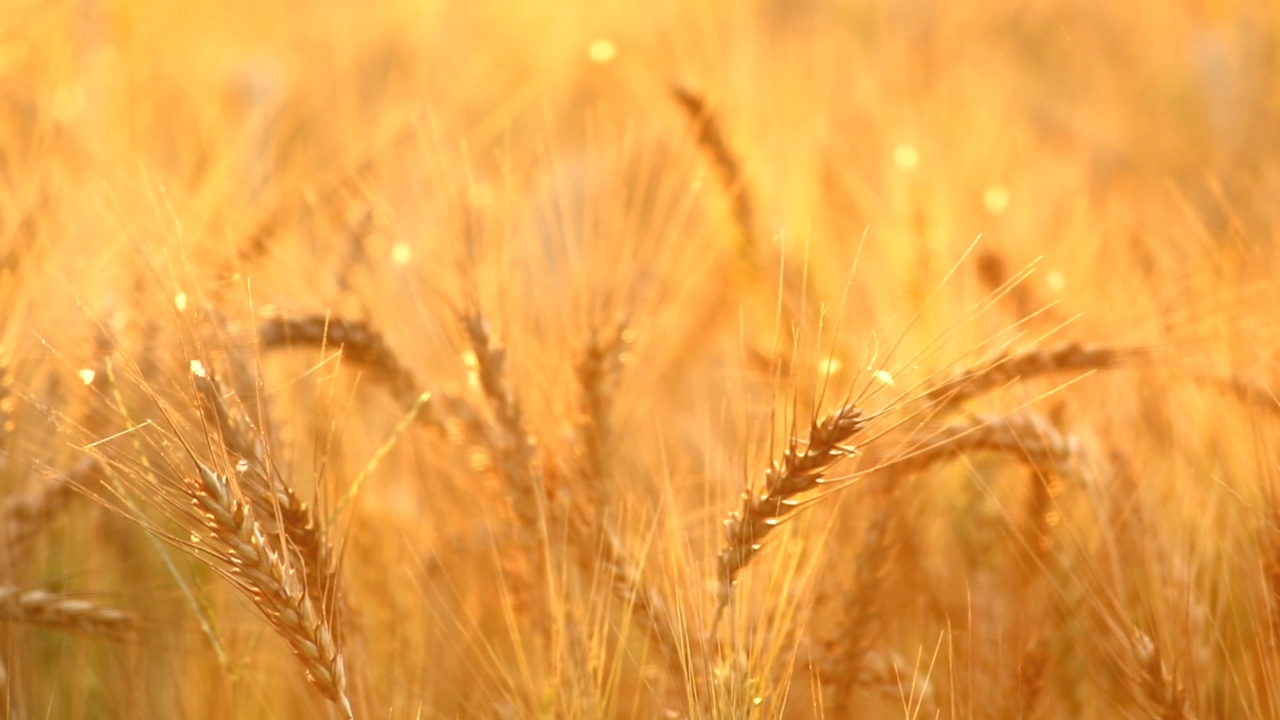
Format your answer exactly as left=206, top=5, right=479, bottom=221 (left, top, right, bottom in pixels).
left=752, top=697, right=764, bottom=706
left=174, top=292, right=188, bottom=311
left=78, top=368, right=96, bottom=385
left=390, top=242, right=412, bottom=265
left=461, top=350, right=481, bottom=389
left=190, top=360, right=207, bottom=377
left=893, top=144, right=919, bottom=170
left=983, top=185, right=1010, bottom=215
left=587, top=38, right=617, bottom=64
left=874, top=369, right=895, bottom=386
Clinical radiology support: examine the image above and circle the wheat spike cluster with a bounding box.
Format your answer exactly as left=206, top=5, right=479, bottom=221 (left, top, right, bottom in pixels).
left=3, top=1, right=1280, bottom=718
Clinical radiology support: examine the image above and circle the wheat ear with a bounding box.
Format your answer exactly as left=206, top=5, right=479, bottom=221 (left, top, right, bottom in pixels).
left=190, top=368, right=340, bottom=625
left=257, top=314, right=486, bottom=442
left=885, top=412, right=1080, bottom=478
left=0, top=586, right=135, bottom=637
left=670, top=85, right=757, bottom=261
left=460, top=310, right=542, bottom=536
left=924, top=342, right=1135, bottom=413
left=184, top=459, right=353, bottom=718
left=2, top=458, right=98, bottom=566
left=717, top=403, right=868, bottom=611
left=1128, top=630, right=1195, bottom=719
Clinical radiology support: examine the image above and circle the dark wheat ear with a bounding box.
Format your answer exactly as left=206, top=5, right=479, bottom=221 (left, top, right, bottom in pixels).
left=717, top=402, right=868, bottom=613
left=459, top=309, right=542, bottom=537
left=670, top=85, right=757, bottom=263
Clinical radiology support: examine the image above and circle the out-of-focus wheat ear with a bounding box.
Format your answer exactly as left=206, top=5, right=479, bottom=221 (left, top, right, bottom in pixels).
left=923, top=342, right=1139, bottom=414
left=256, top=313, right=487, bottom=443
left=1127, top=629, right=1195, bottom=719
left=184, top=460, right=353, bottom=718
left=258, top=314, right=418, bottom=404
left=670, top=85, right=758, bottom=264
left=563, top=323, right=692, bottom=703
left=459, top=309, right=543, bottom=539
left=717, top=402, right=868, bottom=614
left=188, top=366, right=341, bottom=629
left=458, top=307, right=550, bottom=634
left=573, top=322, right=630, bottom=513
left=883, top=411, right=1082, bottom=480
left=1, top=457, right=100, bottom=568
left=0, top=586, right=136, bottom=638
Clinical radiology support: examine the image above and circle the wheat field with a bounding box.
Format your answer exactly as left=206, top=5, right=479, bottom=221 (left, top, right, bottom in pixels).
left=2, top=0, right=1280, bottom=718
